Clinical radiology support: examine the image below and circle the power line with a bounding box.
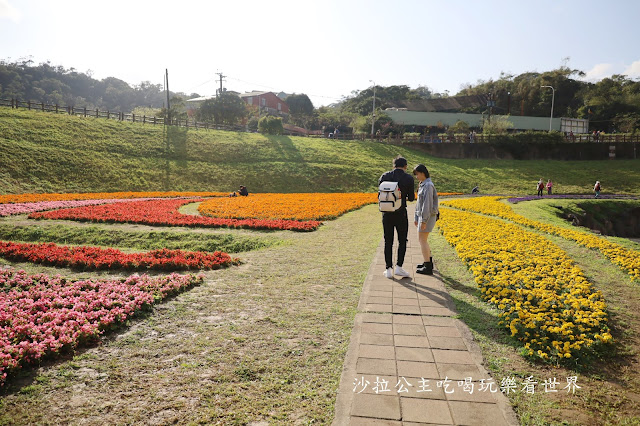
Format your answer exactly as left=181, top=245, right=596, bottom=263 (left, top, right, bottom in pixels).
left=226, top=76, right=343, bottom=100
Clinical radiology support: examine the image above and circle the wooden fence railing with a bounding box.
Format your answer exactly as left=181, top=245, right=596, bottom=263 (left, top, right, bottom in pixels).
left=319, top=132, right=640, bottom=143
left=0, top=98, right=247, bottom=132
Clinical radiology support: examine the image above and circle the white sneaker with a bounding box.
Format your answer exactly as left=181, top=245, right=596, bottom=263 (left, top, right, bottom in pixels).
left=383, top=267, right=393, bottom=278
left=394, top=265, right=410, bottom=278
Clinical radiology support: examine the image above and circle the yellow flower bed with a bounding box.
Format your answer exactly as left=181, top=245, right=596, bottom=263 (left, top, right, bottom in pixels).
left=442, top=197, right=640, bottom=282
left=198, top=193, right=378, bottom=221
left=438, top=207, right=612, bottom=361
left=0, top=191, right=228, bottom=204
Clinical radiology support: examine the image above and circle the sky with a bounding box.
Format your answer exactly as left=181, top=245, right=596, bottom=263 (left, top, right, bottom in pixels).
left=1, top=0, right=640, bottom=107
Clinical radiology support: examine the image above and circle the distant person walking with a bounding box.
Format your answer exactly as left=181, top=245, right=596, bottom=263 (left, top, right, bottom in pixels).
left=413, top=164, right=439, bottom=275
left=537, top=179, right=545, bottom=197
left=594, top=181, right=601, bottom=198
left=379, top=156, right=415, bottom=278
left=546, top=179, right=553, bottom=195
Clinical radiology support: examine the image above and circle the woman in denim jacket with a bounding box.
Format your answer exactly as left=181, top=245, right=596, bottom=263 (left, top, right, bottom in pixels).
left=413, top=164, right=439, bottom=275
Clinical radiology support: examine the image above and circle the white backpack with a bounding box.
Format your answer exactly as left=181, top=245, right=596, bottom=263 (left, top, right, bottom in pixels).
left=378, top=181, right=403, bottom=212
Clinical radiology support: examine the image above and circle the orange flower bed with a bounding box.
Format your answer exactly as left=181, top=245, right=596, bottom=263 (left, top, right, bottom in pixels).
left=198, top=193, right=379, bottom=221
left=0, top=191, right=227, bottom=204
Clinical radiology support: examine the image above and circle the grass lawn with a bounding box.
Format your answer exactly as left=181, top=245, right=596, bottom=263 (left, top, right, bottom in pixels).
left=1, top=108, right=639, bottom=195
left=432, top=198, right=640, bottom=425
left=0, top=205, right=382, bottom=424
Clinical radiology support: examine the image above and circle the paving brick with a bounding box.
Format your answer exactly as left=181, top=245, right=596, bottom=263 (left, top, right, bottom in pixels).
left=356, top=357, right=397, bottom=375
left=422, top=317, right=456, bottom=327
left=360, top=333, right=394, bottom=346
left=362, top=323, right=393, bottom=334
left=369, top=291, right=393, bottom=298
left=394, top=335, right=430, bottom=348
left=393, top=323, right=427, bottom=336
left=418, top=297, right=449, bottom=308
left=436, top=364, right=483, bottom=382
left=432, top=349, right=475, bottom=365
left=392, top=314, right=423, bottom=325
left=359, top=344, right=395, bottom=360
left=420, top=306, right=455, bottom=317
left=361, top=313, right=393, bottom=324
left=398, top=376, right=446, bottom=400
left=400, top=397, right=453, bottom=424
left=448, top=401, right=509, bottom=425
left=350, top=394, right=401, bottom=420
left=352, top=374, right=400, bottom=396
left=425, top=326, right=462, bottom=338
left=393, top=305, right=422, bottom=315
left=395, top=347, right=434, bottom=362
left=397, top=361, right=439, bottom=379
left=365, top=304, right=393, bottom=313
left=393, top=297, right=420, bottom=306
left=444, top=386, right=498, bottom=403
left=428, top=337, right=467, bottom=350
left=368, top=296, right=394, bottom=305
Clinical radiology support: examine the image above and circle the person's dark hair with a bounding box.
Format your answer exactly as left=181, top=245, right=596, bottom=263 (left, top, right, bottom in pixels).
left=393, top=156, right=407, bottom=168
left=413, top=164, right=429, bottom=178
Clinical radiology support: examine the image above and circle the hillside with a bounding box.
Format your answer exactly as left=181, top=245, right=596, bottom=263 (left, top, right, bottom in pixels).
left=0, top=108, right=638, bottom=194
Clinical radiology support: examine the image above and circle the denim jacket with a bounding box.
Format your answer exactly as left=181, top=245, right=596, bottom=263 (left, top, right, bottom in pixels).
left=414, top=178, right=439, bottom=223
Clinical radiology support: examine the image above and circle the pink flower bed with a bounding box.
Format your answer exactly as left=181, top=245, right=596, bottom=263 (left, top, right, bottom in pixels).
left=0, top=197, right=177, bottom=217
left=0, top=268, right=204, bottom=386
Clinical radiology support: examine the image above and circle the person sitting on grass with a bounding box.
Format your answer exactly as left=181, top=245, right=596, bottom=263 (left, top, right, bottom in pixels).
left=471, top=184, right=480, bottom=194
left=239, top=185, right=249, bottom=196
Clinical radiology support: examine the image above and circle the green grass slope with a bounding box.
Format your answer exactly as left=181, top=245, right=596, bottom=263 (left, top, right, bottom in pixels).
left=1, top=108, right=638, bottom=194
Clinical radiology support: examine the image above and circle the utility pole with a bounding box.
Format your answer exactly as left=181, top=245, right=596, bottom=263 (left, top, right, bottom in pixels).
left=541, top=85, right=555, bottom=132
left=216, top=72, right=226, bottom=97
left=370, top=81, right=376, bottom=136
left=165, top=68, right=171, bottom=124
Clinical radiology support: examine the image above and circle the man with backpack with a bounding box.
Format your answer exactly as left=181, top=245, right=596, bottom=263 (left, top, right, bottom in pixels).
left=378, top=156, right=415, bottom=278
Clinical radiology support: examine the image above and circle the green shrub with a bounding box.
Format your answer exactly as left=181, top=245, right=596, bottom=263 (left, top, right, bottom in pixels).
left=258, top=116, right=284, bottom=135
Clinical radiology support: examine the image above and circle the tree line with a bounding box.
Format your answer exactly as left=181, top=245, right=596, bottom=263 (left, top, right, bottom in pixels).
left=1, top=59, right=638, bottom=133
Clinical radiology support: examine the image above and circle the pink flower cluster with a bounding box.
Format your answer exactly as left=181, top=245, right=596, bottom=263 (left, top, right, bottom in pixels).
left=0, top=268, right=204, bottom=386
left=0, top=197, right=173, bottom=217
left=0, top=241, right=238, bottom=271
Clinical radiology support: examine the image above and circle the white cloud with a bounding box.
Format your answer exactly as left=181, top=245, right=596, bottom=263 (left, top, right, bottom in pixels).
left=583, top=63, right=615, bottom=81
left=623, top=60, right=640, bottom=78
left=0, top=0, right=21, bottom=22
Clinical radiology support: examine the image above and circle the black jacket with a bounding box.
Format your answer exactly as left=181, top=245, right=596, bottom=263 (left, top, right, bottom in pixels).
left=379, top=168, right=415, bottom=212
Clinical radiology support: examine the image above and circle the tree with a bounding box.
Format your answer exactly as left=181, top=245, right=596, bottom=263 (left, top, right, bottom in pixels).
left=258, top=116, right=283, bottom=135
left=482, top=115, right=513, bottom=135
left=286, top=93, right=314, bottom=115
left=158, top=95, right=187, bottom=121
left=451, top=120, right=470, bottom=134
left=196, top=92, right=248, bottom=125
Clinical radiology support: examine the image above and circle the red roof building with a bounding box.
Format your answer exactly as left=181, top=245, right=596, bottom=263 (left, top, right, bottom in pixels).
left=239, top=91, right=289, bottom=116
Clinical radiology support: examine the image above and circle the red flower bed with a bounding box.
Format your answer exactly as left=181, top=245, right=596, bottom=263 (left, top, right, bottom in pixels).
left=0, top=268, right=204, bottom=386
left=29, top=199, right=321, bottom=231
left=0, top=241, right=239, bottom=271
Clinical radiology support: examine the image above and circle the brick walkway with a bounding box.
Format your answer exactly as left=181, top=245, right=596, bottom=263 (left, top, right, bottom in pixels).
left=333, top=220, right=518, bottom=425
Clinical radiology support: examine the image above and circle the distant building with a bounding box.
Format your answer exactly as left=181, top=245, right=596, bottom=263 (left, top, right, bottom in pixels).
left=239, top=91, right=289, bottom=116
left=384, top=110, right=588, bottom=133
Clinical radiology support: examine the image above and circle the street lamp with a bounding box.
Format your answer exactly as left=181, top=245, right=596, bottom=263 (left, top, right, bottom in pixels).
left=541, top=85, right=555, bottom=132
left=370, top=80, right=376, bottom=136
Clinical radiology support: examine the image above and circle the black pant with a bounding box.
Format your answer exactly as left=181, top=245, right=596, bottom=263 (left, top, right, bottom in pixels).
left=382, top=209, right=408, bottom=269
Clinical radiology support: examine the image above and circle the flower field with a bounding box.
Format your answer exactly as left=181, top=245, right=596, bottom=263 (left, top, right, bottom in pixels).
left=442, top=196, right=640, bottom=282
left=0, top=197, right=170, bottom=217
left=0, top=191, right=227, bottom=204
left=198, top=193, right=378, bottom=221
left=437, top=207, right=612, bottom=361
left=30, top=198, right=322, bottom=231
left=0, top=241, right=238, bottom=271
left=0, top=268, right=204, bottom=386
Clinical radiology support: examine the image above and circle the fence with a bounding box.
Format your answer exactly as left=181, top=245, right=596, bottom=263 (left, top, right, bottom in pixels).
left=0, top=98, right=247, bottom=132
